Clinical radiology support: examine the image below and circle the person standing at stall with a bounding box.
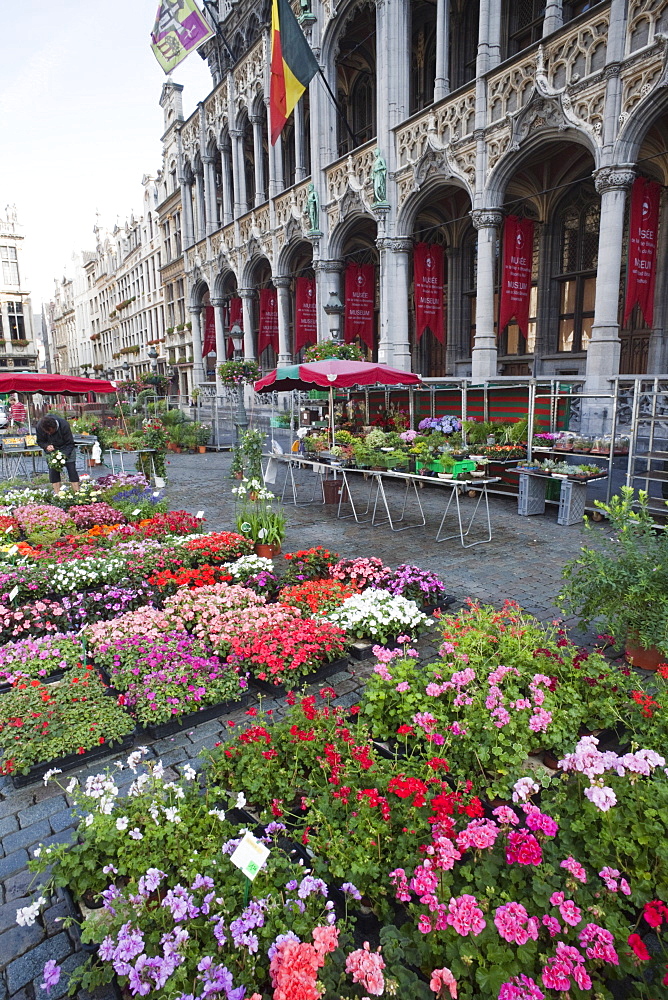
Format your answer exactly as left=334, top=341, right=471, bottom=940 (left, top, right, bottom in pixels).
left=9, top=395, right=26, bottom=427
left=36, top=415, right=80, bottom=494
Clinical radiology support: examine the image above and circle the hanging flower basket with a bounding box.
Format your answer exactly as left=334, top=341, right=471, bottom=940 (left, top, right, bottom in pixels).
left=217, top=360, right=261, bottom=386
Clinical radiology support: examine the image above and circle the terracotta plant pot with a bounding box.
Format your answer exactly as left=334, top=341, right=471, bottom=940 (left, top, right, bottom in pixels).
left=234, top=471, right=244, bottom=479
left=625, top=635, right=667, bottom=671
left=198, top=446, right=206, bottom=454
left=270, top=542, right=282, bottom=557
left=254, top=543, right=273, bottom=558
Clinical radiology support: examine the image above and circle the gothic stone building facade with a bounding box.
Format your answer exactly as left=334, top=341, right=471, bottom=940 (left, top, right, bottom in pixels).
left=157, top=0, right=668, bottom=393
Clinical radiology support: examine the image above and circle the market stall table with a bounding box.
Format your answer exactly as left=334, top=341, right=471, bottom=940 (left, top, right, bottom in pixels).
left=515, top=469, right=608, bottom=525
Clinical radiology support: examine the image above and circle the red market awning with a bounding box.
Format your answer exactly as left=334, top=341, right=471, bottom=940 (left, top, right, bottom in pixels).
left=0, top=374, right=117, bottom=396
left=254, top=359, right=423, bottom=393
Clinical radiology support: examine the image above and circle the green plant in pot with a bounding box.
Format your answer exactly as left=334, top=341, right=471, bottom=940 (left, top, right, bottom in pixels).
left=559, top=487, right=668, bottom=668
left=352, top=439, right=374, bottom=468
left=240, top=428, right=264, bottom=481
left=235, top=485, right=286, bottom=554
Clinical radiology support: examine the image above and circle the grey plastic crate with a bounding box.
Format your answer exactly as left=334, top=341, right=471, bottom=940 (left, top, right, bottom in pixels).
left=557, top=479, right=588, bottom=526
left=517, top=473, right=547, bottom=516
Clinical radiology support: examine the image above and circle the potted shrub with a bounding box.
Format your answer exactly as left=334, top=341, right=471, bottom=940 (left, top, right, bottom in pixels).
left=560, top=487, right=668, bottom=669
left=194, top=422, right=211, bottom=453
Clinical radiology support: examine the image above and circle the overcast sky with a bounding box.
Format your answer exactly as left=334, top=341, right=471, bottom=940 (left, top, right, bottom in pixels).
left=0, top=0, right=212, bottom=309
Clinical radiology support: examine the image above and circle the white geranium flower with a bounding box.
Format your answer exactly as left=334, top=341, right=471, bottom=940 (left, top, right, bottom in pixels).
left=116, top=816, right=129, bottom=831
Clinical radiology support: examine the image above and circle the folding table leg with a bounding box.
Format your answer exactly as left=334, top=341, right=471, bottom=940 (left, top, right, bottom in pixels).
left=337, top=470, right=373, bottom=522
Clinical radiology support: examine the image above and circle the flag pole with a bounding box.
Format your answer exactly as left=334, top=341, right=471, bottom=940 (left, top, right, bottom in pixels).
left=316, top=69, right=357, bottom=147
left=201, top=0, right=235, bottom=62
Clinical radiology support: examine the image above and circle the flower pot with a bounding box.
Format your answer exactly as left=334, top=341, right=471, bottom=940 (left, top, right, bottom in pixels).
left=254, top=543, right=273, bottom=558
left=234, top=471, right=244, bottom=480
left=198, top=446, right=206, bottom=454
left=270, top=542, right=282, bottom=556
left=625, top=635, right=667, bottom=671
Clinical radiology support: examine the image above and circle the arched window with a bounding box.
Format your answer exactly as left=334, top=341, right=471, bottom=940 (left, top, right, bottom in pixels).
left=351, top=74, right=375, bottom=145
left=555, top=200, right=599, bottom=352
left=411, top=0, right=437, bottom=114
left=450, top=0, right=479, bottom=90
left=504, top=0, right=545, bottom=58
left=241, top=114, right=256, bottom=209
left=282, top=115, right=296, bottom=188
left=463, top=233, right=478, bottom=358
left=336, top=5, right=376, bottom=155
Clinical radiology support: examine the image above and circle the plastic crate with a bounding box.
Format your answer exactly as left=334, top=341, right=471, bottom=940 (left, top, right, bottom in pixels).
left=452, top=459, right=477, bottom=478
left=557, top=479, right=588, bottom=526
left=517, top=473, right=547, bottom=516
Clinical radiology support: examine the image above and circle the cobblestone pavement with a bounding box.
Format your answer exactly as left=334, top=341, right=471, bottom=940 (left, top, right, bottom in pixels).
left=0, top=450, right=611, bottom=999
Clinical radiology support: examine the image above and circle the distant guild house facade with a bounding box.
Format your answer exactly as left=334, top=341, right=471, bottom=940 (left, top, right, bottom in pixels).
left=0, top=205, right=38, bottom=373
left=157, top=0, right=668, bottom=391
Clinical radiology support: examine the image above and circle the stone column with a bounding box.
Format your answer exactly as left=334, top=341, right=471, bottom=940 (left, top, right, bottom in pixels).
left=274, top=133, right=285, bottom=192
left=190, top=305, right=205, bottom=385
left=314, top=260, right=344, bottom=342
left=239, top=287, right=256, bottom=359
left=434, top=0, right=450, bottom=101
left=294, top=100, right=306, bottom=182
left=471, top=209, right=503, bottom=380
left=585, top=166, right=634, bottom=394
left=230, top=129, right=247, bottom=217
left=647, top=189, right=668, bottom=373
left=211, top=297, right=227, bottom=394
left=220, top=144, right=233, bottom=225
left=250, top=115, right=266, bottom=204
left=181, top=181, right=195, bottom=247
left=543, top=0, right=563, bottom=35
left=203, top=156, right=218, bottom=234
left=377, top=238, right=412, bottom=371
left=274, top=276, right=293, bottom=365
left=376, top=0, right=410, bottom=166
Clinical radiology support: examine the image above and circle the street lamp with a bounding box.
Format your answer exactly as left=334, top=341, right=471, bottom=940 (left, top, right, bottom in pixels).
left=323, top=289, right=344, bottom=342
left=229, top=322, right=248, bottom=442
left=229, top=322, right=244, bottom=356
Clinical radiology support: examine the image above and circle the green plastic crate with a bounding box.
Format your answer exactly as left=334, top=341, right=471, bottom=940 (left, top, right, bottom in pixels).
left=452, top=459, right=477, bottom=477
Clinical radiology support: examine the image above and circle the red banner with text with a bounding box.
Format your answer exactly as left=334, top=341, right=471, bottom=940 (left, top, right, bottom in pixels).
left=414, top=242, right=444, bottom=342
left=295, top=277, right=318, bottom=352
left=203, top=305, right=216, bottom=357
left=227, top=296, right=243, bottom=358
left=498, top=215, right=534, bottom=338
left=624, top=176, right=661, bottom=328
left=344, top=263, right=375, bottom=349
left=258, top=288, right=279, bottom=354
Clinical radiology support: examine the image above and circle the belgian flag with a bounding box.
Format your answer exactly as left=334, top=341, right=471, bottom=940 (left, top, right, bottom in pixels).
left=270, top=0, right=319, bottom=145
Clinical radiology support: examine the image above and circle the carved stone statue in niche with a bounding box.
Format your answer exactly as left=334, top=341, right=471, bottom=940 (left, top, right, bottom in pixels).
left=372, top=150, right=388, bottom=205
left=306, top=183, right=321, bottom=234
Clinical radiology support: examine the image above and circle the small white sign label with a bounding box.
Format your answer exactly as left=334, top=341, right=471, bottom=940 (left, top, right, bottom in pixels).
left=132, top=508, right=141, bottom=516
left=8, top=586, right=19, bottom=602
left=229, top=832, right=270, bottom=881
left=196, top=510, right=204, bottom=519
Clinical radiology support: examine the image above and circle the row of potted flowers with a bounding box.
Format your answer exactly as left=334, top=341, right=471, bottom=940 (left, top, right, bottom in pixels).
left=21, top=666, right=668, bottom=1000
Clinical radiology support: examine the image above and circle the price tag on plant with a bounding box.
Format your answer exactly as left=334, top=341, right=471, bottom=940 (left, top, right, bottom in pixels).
left=196, top=510, right=204, bottom=519
left=8, top=586, right=18, bottom=602
left=132, top=508, right=141, bottom=516
left=229, top=832, right=270, bottom=881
